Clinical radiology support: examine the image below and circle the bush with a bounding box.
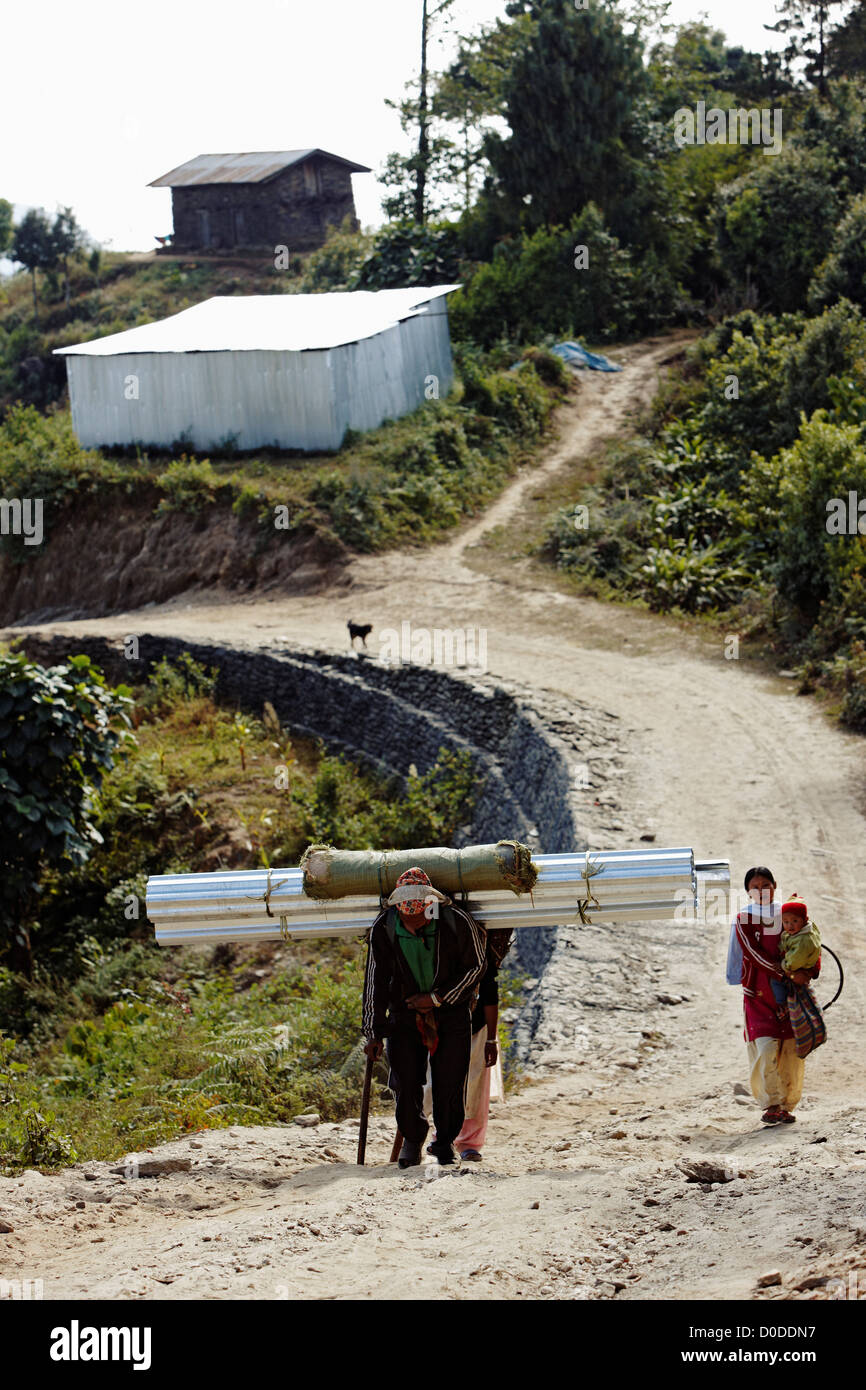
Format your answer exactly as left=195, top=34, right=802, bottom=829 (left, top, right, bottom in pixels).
left=636, top=536, right=752, bottom=613
left=353, top=221, right=463, bottom=290
left=770, top=415, right=866, bottom=620
left=809, top=192, right=866, bottom=312
left=836, top=641, right=866, bottom=731
left=0, top=652, right=133, bottom=980
left=135, top=651, right=217, bottom=720
left=287, top=746, right=476, bottom=852
left=300, top=223, right=374, bottom=291
left=0, top=404, right=123, bottom=550
left=714, top=146, right=843, bottom=313
left=155, top=455, right=225, bottom=513
left=449, top=203, right=680, bottom=348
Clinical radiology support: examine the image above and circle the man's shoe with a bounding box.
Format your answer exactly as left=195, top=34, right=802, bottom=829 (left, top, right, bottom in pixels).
left=397, top=1141, right=422, bottom=1169
left=460, top=1148, right=482, bottom=1162
left=431, top=1143, right=456, bottom=1165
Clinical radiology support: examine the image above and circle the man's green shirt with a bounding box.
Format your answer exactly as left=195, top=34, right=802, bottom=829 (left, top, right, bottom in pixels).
left=393, top=910, right=437, bottom=993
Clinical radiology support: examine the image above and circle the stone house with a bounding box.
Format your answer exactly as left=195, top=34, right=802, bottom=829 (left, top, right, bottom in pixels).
left=148, top=149, right=371, bottom=253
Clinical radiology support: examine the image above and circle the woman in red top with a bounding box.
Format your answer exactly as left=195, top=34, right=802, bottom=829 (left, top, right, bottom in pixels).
left=734, top=866, right=820, bottom=1125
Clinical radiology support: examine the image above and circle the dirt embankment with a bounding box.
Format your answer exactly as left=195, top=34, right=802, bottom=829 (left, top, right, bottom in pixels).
left=0, top=494, right=346, bottom=627
left=3, top=332, right=866, bottom=1301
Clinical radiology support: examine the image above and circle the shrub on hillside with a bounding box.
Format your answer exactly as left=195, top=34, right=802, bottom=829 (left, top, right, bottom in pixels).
left=0, top=651, right=133, bottom=981
left=0, top=405, right=120, bottom=549
left=714, top=145, right=843, bottom=313
left=155, top=455, right=228, bottom=513
left=809, top=192, right=866, bottom=312
left=300, top=223, right=374, bottom=291
left=770, top=415, right=866, bottom=620
left=449, top=205, right=645, bottom=346
left=353, top=220, right=463, bottom=289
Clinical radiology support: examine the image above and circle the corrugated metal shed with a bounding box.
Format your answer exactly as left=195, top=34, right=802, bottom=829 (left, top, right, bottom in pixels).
left=54, top=287, right=458, bottom=453
left=149, top=150, right=371, bottom=187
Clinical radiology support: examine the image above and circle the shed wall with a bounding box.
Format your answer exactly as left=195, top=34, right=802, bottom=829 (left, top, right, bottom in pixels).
left=64, top=300, right=454, bottom=453
left=66, top=349, right=340, bottom=452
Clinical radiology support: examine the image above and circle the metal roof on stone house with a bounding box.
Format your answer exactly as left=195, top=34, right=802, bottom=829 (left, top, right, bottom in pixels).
left=149, top=150, right=372, bottom=187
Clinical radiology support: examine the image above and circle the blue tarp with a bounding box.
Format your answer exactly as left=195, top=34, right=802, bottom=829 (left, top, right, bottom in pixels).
left=552, top=341, right=623, bottom=372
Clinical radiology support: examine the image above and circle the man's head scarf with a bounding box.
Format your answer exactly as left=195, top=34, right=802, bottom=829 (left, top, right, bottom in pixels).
left=386, top=867, right=448, bottom=918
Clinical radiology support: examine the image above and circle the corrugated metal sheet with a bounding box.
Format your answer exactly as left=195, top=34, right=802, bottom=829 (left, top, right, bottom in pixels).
left=57, top=288, right=458, bottom=453
left=55, top=288, right=460, bottom=356
left=146, top=848, right=718, bottom=946
left=148, top=149, right=371, bottom=187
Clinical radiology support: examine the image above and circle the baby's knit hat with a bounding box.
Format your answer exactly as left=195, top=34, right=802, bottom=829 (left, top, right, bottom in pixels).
left=781, top=895, right=808, bottom=920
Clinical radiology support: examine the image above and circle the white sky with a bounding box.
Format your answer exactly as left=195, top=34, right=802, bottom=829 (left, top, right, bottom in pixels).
left=1, top=0, right=790, bottom=259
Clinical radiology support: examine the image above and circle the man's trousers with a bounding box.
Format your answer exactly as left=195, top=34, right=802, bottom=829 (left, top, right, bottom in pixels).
left=386, top=1005, right=471, bottom=1148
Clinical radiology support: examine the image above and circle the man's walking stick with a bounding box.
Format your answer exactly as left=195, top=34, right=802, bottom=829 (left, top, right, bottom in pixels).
left=357, top=1053, right=374, bottom=1165
left=390, top=1129, right=403, bottom=1163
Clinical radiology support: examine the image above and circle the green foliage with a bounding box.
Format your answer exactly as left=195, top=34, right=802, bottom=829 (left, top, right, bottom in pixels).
left=0, top=652, right=133, bottom=977
left=134, top=652, right=217, bottom=720
left=10, top=209, right=55, bottom=317
left=809, top=191, right=866, bottom=311
left=155, top=455, right=226, bottom=513
left=834, top=640, right=866, bottom=731
left=0, top=199, right=12, bottom=255
left=310, top=358, right=562, bottom=551
left=0, top=1028, right=79, bottom=1170
left=484, top=0, right=648, bottom=235
left=289, top=746, right=476, bottom=853
left=544, top=296, right=866, bottom=727
left=301, top=223, right=374, bottom=291
left=770, top=414, right=866, bottom=619
left=0, top=404, right=123, bottom=552
left=449, top=205, right=678, bottom=347
left=636, top=536, right=752, bottom=613
left=0, top=955, right=373, bottom=1170
left=714, top=146, right=843, bottom=312
left=353, top=221, right=463, bottom=289
left=683, top=302, right=866, bottom=460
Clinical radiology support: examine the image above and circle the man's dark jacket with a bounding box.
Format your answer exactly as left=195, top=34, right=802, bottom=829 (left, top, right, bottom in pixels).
left=362, top=901, right=487, bottom=1040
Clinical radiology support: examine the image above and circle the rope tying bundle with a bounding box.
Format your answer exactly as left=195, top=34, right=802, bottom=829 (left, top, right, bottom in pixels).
left=245, top=867, right=291, bottom=918
left=576, top=851, right=603, bottom=924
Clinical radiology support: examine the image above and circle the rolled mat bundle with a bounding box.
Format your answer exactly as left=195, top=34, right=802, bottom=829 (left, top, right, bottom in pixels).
left=299, top=840, right=538, bottom=900
left=147, top=847, right=728, bottom=948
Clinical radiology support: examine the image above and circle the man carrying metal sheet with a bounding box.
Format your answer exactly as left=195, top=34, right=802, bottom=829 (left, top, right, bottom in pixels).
left=362, top=867, right=487, bottom=1168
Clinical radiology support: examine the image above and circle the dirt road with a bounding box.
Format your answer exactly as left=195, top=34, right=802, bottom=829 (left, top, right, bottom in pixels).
left=3, top=333, right=866, bottom=1300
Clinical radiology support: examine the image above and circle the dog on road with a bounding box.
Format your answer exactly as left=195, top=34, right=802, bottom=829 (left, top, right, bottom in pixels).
left=348, top=620, right=373, bottom=649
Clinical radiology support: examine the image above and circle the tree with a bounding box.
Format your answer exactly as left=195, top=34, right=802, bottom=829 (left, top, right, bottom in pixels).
left=765, top=0, right=849, bottom=96
left=382, top=0, right=457, bottom=223
left=0, top=653, right=133, bottom=980
left=648, top=20, right=794, bottom=112
left=826, top=0, right=866, bottom=76
left=415, top=0, right=457, bottom=222
left=51, top=206, right=84, bottom=310
left=483, top=0, right=649, bottom=235
left=432, top=17, right=533, bottom=213
left=10, top=209, right=55, bottom=324
left=715, top=145, right=843, bottom=312
left=809, top=190, right=866, bottom=308
left=0, top=199, right=12, bottom=255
